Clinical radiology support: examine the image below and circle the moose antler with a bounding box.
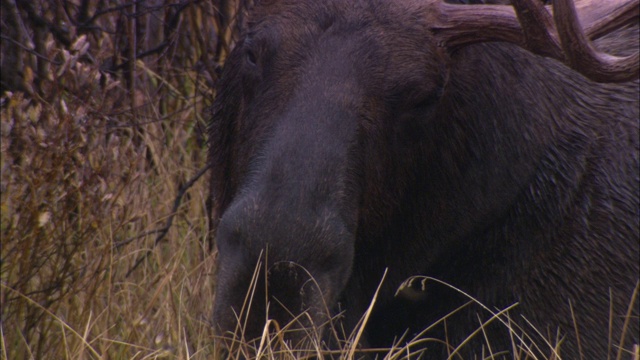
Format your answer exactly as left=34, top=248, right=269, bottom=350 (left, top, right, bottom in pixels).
left=553, top=0, right=639, bottom=82
left=428, top=0, right=639, bottom=83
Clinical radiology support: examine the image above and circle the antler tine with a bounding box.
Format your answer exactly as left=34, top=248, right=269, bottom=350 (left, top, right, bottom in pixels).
left=431, top=0, right=639, bottom=83
left=510, top=0, right=563, bottom=59
left=583, top=0, right=639, bottom=40
left=430, top=2, right=524, bottom=50
left=553, top=0, right=639, bottom=83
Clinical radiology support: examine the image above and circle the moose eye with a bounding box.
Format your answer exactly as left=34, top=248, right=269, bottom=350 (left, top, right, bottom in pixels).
left=391, top=86, right=440, bottom=112
left=245, top=49, right=258, bottom=66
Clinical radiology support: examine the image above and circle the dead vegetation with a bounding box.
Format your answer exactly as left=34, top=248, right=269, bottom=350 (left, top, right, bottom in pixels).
left=1, top=0, right=246, bottom=358
left=1, top=1, right=638, bottom=359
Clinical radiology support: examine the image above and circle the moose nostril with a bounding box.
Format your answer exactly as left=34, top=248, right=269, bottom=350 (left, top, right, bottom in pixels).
left=215, top=206, right=250, bottom=253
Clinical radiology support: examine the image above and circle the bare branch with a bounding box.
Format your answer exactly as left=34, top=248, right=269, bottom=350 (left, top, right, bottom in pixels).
left=124, top=164, right=211, bottom=278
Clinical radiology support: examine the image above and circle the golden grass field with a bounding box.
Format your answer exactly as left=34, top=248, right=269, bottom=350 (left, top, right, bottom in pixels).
left=1, top=1, right=638, bottom=359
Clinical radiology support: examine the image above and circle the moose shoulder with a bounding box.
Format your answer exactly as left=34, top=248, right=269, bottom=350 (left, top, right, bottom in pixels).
left=208, top=0, right=639, bottom=358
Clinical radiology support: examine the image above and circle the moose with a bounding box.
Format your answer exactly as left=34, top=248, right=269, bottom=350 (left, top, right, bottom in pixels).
left=208, top=0, right=639, bottom=358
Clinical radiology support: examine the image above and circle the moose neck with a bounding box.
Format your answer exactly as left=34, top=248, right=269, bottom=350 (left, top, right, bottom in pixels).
left=427, top=43, right=576, bottom=244
left=432, top=40, right=637, bottom=250
left=427, top=43, right=610, bottom=271
left=352, top=41, right=635, bottom=306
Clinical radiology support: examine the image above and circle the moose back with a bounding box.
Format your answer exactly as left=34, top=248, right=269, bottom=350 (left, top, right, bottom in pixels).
left=208, top=0, right=639, bottom=357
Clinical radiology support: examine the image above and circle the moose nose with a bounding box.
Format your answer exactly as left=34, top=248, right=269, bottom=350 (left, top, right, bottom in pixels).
left=212, top=245, right=328, bottom=352
left=215, top=193, right=352, bottom=266
left=212, top=196, right=354, bottom=349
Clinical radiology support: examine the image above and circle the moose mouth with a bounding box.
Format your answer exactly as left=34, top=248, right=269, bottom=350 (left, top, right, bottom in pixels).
left=211, top=196, right=356, bottom=350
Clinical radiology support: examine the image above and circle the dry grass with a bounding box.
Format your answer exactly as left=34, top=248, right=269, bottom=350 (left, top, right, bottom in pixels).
left=1, top=1, right=638, bottom=359
left=1, top=1, right=228, bottom=358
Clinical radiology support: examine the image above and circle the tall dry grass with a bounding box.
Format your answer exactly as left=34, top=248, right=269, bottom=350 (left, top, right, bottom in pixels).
left=0, top=1, right=250, bottom=358
left=1, top=1, right=638, bottom=360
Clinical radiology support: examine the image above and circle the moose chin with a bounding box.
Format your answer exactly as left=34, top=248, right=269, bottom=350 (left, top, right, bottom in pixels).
left=208, top=0, right=639, bottom=358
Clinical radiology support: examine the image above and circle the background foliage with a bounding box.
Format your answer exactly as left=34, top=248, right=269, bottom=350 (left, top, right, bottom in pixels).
left=2, top=1, right=638, bottom=359
left=1, top=1, right=250, bottom=358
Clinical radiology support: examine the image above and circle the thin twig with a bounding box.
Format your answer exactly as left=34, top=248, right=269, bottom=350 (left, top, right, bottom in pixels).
left=0, top=35, right=62, bottom=65
left=125, top=164, right=211, bottom=278
left=113, top=228, right=165, bottom=249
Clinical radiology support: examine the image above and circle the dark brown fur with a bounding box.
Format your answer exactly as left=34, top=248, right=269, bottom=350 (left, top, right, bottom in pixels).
left=208, top=0, right=639, bottom=358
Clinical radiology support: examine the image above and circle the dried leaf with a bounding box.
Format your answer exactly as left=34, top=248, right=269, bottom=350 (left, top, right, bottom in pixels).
left=71, top=35, right=88, bottom=53
left=27, top=104, right=42, bottom=123
left=60, top=99, right=68, bottom=114
left=38, top=211, right=51, bottom=227
left=23, top=66, right=34, bottom=85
